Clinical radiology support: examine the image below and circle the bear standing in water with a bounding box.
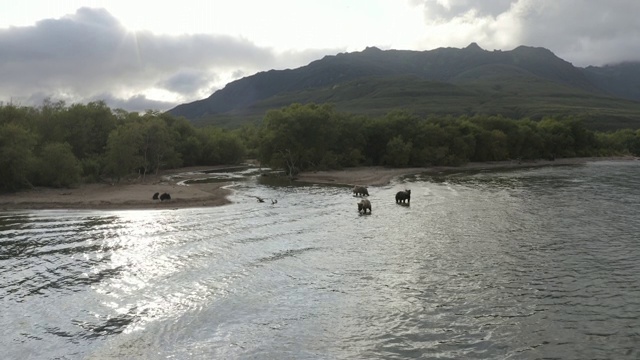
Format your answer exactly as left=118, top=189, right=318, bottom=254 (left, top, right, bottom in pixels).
left=358, top=199, right=372, bottom=214
left=395, top=190, right=411, bottom=204
left=353, top=186, right=369, bottom=197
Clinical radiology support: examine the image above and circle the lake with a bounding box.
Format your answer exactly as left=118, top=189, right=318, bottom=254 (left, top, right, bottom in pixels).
left=1, top=160, right=639, bottom=359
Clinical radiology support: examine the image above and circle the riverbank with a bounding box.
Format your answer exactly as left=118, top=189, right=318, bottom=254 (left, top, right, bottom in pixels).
left=0, top=157, right=635, bottom=211
left=0, top=166, right=233, bottom=211
left=295, top=156, right=638, bottom=186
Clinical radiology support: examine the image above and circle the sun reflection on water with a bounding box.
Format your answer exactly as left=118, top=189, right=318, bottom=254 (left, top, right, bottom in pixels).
left=88, top=210, right=192, bottom=332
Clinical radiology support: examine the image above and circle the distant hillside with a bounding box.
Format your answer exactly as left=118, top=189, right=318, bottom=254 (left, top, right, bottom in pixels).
left=583, top=62, right=640, bottom=101
left=168, top=43, right=640, bottom=130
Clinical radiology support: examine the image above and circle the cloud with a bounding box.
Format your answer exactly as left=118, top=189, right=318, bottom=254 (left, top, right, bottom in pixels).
left=2, top=3, right=639, bottom=112
left=92, top=93, right=178, bottom=112
left=508, top=1, right=640, bottom=66
left=158, top=70, right=217, bottom=98
left=411, top=0, right=513, bottom=19
left=411, top=0, right=640, bottom=66
left=0, top=7, right=331, bottom=111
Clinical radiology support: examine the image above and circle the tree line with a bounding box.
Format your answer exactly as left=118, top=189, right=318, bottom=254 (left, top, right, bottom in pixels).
left=256, top=103, right=640, bottom=176
left=2, top=101, right=640, bottom=191
left=0, top=100, right=245, bottom=191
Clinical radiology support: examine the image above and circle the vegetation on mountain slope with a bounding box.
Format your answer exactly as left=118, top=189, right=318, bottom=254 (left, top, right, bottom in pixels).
left=169, top=44, right=640, bottom=130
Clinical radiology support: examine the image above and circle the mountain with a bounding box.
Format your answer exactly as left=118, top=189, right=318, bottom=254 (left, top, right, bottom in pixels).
left=168, top=43, right=640, bottom=130
left=583, top=62, right=640, bottom=101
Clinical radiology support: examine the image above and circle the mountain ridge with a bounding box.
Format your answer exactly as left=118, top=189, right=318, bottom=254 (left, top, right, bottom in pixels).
left=167, top=43, right=640, bottom=129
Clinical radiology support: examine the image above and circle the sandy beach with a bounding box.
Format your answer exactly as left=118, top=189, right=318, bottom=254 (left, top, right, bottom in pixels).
left=0, top=166, right=233, bottom=211
left=0, top=157, right=634, bottom=211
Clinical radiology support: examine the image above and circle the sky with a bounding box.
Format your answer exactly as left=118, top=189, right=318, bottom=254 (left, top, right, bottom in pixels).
left=1, top=0, right=639, bottom=112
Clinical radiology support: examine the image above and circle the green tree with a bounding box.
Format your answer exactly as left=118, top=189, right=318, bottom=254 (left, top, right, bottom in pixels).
left=104, top=123, right=144, bottom=182
left=445, top=123, right=476, bottom=165
left=234, top=124, right=262, bottom=159
left=0, top=103, right=37, bottom=128
left=34, top=142, right=82, bottom=187
left=178, top=135, right=203, bottom=167
left=259, top=103, right=338, bottom=174
left=0, top=123, right=37, bottom=191
left=538, top=118, right=575, bottom=158
left=630, top=130, right=640, bottom=156
left=139, top=116, right=181, bottom=175
left=383, top=135, right=412, bottom=167
left=602, top=129, right=638, bottom=155
left=35, top=101, right=116, bottom=160
left=362, top=119, right=392, bottom=165
left=199, top=127, right=246, bottom=165
left=411, top=121, right=449, bottom=166
left=170, top=117, right=201, bottom=166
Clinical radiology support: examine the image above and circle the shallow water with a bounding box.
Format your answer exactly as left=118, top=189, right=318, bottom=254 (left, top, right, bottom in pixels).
left=2, top=160, right=639, bottom=359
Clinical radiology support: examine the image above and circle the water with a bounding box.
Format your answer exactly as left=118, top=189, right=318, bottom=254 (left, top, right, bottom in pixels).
left=1, top=160, right=639, bottom=359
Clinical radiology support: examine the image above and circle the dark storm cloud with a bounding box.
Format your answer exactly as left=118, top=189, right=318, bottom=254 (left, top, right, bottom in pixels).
left=510, top=1, right=640, bottom=66
left=412, top=0, right=640, bottom=66
left=92, top=93, right=177, bottom=112
left=0, top=7, right=328, bottom=111
left=158, top=70, right=216, bottom=97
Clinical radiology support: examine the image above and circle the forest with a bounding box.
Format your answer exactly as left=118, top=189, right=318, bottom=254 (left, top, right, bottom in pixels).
left=2, top=101, right=640, bottom=192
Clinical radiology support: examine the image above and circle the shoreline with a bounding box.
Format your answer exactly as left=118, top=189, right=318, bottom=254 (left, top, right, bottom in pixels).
left=294, top=156, right=637, bottom=187
left=0, top=166, right=234, bottom=211
left=1, top=157, right=635, bottom=211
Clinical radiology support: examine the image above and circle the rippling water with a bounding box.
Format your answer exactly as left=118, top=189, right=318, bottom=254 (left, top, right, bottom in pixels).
left=2, top=160, right=640, bottom=359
